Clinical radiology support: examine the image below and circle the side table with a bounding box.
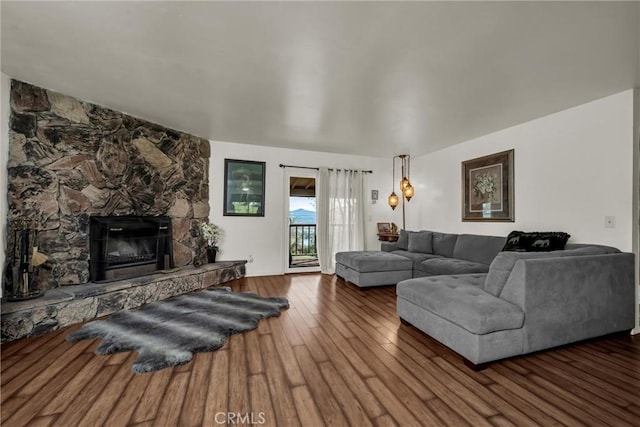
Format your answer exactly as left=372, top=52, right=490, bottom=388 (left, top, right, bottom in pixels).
left=377, top=233, right=399, bottom=242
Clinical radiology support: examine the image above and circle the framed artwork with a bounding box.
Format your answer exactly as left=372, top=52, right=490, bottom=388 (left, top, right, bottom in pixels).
left=462, top=149, right=514, bottom=222
left=223, top=159, right=266, bottom=217
left=377, top=222, right=392, bottom=233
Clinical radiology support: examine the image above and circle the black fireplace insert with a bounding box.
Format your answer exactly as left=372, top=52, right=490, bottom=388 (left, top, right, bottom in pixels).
left=90, top=216, right=173, bottom=282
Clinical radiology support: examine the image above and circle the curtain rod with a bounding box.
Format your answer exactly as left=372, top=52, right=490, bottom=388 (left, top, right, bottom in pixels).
left=279, top=164, right=373, bottom=174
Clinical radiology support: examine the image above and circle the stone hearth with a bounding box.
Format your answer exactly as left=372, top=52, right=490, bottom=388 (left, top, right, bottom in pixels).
left=1, top=261, right=247, bottom=343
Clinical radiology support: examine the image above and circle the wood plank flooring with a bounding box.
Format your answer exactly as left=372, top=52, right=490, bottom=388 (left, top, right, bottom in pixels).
left=1, top=273, right=639, bottom=426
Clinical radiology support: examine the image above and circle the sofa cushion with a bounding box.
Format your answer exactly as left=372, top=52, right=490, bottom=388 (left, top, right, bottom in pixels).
left=453, top=234, right=507, bottom=265
left=431, top=232, right=458, bottom=257
left=420, top=257, right=491, bottom=276
left=393, top=250, right=441, bottom=270
left=381, top=242, right=399, bottom=252
left=502, top=231, right=571, bottom=252
left=407, top=231, right=433, bottom=254
left=396, top=275, right=525, bottom=334
left=397, top=230, right=410, bottom=250
left=335, top=251, right=413, bottom=272
left=483, top=245, right=621, bottom=296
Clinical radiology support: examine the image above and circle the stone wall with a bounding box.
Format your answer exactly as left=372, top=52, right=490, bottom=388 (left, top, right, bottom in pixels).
left=7, top=80, right=210, bottom=289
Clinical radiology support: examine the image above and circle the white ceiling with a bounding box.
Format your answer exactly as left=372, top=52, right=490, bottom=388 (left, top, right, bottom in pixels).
left=2, top=1, right=639, bottom=157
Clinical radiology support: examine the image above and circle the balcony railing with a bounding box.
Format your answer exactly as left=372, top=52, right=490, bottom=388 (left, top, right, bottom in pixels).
left=290, top=224, right=317, bottom=256
left=289, top=224, right=318, bottom=267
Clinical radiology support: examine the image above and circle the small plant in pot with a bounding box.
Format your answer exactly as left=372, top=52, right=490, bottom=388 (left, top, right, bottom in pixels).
left=201, top=222, right=221, bottom=263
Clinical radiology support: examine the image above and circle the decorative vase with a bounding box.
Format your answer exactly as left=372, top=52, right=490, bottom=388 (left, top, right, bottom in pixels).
left=206, top=247, right=217, bottom=263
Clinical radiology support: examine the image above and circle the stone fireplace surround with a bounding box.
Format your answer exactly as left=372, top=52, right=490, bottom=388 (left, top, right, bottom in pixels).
left=7, top=79, right=211, bottom=289
left=1, top=80, right=249, bottom=343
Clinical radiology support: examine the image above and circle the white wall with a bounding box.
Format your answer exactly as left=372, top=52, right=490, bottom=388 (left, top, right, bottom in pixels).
left=410, top=90, right=635, bottom=251
left=208, top=141, right=400, bottom=276
left=210, top=91, right=635, bottom=277
left=1, top=74, right=10, bottom=297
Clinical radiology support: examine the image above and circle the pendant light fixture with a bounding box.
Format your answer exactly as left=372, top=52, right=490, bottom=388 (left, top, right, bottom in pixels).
left=388, top=154, right=414, bottom=228
left=388, top=156, right=399, bottom=210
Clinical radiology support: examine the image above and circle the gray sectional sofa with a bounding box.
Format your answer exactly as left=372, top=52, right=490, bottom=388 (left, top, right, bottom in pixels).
left=382, top=230, right=507, bottom=277
left=335, top=231, right=506, bottom=287
left=336, top=230, right=636, bottom=368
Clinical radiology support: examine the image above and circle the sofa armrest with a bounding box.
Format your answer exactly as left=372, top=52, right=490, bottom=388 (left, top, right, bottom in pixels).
left=500, top=253, right=635, bottom=353
left=381, top=242, right=399, bottom=252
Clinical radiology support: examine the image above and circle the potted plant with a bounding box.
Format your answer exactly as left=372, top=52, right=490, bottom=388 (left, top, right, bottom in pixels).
left=201, top=222, right=221, bottom=263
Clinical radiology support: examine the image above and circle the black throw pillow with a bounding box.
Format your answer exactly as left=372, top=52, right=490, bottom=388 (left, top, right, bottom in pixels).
left=502, top=231, right=526, bottom=251
left=502, top=231, right=570, bottom=252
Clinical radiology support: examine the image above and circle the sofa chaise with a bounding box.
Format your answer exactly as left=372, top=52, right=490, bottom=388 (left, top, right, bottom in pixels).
left=335, top=229, right=636, bottom=368
left=397, top=244, right=635, bottom=368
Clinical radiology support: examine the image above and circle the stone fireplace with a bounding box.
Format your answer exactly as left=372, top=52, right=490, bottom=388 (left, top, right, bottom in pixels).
left=2, top=80, right=248, bottom=344
left=7, top=80, right=211, bottom=290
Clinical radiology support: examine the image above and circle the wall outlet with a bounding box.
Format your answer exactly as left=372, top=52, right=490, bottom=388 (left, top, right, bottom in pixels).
left=604, top=216, right=616, bottom=228
left=248, top=255, right=254, bottom=263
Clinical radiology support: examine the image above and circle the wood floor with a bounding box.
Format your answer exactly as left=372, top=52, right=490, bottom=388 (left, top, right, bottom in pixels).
left=2, top=274, right=639, bottom=427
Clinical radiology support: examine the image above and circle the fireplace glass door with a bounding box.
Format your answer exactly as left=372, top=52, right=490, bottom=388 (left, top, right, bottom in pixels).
left=90, top=216, right=173, bottom=282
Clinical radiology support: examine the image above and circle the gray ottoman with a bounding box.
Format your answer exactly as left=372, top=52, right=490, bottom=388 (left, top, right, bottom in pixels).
left=335, top=251, right=413, bottom=287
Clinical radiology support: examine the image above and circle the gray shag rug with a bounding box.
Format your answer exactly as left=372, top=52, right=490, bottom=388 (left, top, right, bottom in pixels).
left=66, top=287, right=289, bottom=373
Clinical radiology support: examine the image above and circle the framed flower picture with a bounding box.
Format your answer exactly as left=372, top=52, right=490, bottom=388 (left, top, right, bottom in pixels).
left=462, top=149, right=514, bottom=221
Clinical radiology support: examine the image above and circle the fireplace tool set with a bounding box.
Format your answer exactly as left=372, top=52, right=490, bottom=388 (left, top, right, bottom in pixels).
left=3, top=218, right=48, bottom=301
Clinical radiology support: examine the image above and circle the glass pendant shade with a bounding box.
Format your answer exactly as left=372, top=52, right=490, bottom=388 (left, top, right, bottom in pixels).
left=403, top=183, right=414, bottom=201
left=400, top=176, right=410, bottom=191
left=388, top=192, right=399, bottom=210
